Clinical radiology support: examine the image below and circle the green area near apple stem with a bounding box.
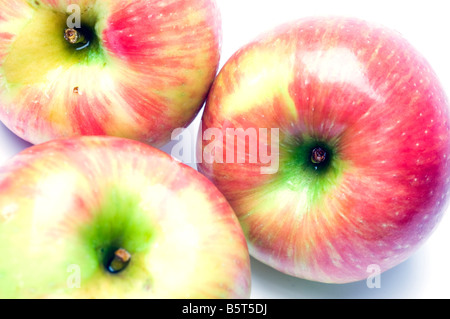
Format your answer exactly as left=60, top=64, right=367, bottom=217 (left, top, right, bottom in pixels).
left=279, top=134, right=345, bottom=204
left=0, top=186, right=156, bottom=298
left=79, top=187, right=155, bottom=276
left=2, top=5, right=108, bottom=86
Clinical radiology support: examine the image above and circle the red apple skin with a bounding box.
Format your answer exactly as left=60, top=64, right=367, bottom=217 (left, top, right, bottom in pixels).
left=198, top=17, right=450, bottom=283
left=0, top=0, right=221, bottom=146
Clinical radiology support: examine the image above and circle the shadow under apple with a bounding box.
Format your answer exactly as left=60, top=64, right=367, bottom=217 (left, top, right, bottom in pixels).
left=249, top=250, right=426, bottom=299
left=0, top=122, right=33, bottom=163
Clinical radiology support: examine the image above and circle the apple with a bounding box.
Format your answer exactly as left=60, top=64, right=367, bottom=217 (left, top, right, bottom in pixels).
left=0, top=0, right=221, bottom=147
left=0, top=136, right=251, bottom=298
left=197, top=17, right=450, bottom=283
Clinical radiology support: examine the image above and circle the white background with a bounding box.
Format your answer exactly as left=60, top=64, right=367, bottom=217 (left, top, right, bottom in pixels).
left=1, top=0, right=450, bottom=299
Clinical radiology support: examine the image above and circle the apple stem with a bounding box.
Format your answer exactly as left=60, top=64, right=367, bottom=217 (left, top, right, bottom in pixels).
left=64, top=28, right=87, bottom=45
left=311, top=147, right=327, bottom=164
left=107, top=248, right=131, bottom=274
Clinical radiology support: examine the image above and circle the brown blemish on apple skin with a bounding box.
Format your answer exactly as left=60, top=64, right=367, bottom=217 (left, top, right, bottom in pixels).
left=144, top=279, right=152, bottom=291
left=73, top=87, right=79, bottom=94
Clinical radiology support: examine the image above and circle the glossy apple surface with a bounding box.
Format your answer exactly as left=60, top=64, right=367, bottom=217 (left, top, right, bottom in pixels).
left=198, top=17, right=450, bottom=283
left=0, top=0, right=221, bottom=146
left=0, top=136, right=250, bottom=298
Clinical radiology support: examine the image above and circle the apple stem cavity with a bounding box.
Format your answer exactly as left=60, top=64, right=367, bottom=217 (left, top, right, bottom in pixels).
left=107, top=248, right=131, bottom=274
left=311, top=147, right=327, bottom=165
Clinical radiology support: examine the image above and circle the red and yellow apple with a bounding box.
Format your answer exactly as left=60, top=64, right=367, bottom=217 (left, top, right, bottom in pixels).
left=0, top=136, right=251, bottom=298
left=0, top=0, right=221, bottom=146
left=198, top=17, right=450, bottom=283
